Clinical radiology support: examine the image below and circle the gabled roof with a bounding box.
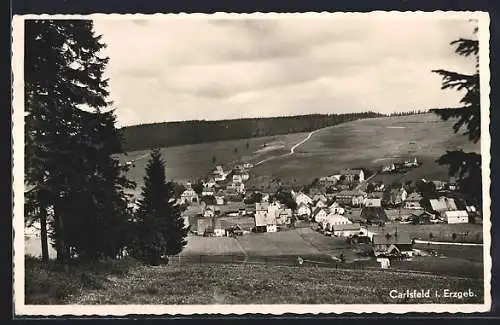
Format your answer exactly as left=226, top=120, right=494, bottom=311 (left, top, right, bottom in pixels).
left=406, top=192, right=423, bottom=202
left=444, top=210, right=468, bottom=218
left=429, top=197, right=457, bottom=212
left=336, top=190, right=366, bottom=197
left=312, top=207, right=327, bottom=217
left=256, top=202, right=269, bottom=211
left=333, top=223, right=361, bottom=231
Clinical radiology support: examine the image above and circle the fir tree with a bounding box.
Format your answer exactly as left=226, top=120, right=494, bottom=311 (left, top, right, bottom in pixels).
left=431, top=25, right=482, bottom=207
left=133, top=149, right=188, bottom=265
left=24, top=20, right=134, bottom=263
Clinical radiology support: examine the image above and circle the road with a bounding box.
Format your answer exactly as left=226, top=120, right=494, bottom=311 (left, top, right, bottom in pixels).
left=254, top=130, right=318, bottom=166
left=414, top=239, right=483, bottom=247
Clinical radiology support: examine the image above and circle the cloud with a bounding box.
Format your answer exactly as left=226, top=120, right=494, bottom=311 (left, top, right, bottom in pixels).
left=92, top=16, right=479, bottom=127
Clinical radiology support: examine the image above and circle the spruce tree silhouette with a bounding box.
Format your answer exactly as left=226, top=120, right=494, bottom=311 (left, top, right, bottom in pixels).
left=431, top=25, right=482, bottom=207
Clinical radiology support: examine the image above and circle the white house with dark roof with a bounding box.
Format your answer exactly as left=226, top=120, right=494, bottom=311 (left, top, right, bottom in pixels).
left=296, top=202, right=312, bottom=218
left=295, top=192, right=313, bottom=206
left=335, top=169, right=365, bottom=183
left=180, top=183, right=199, bottom=204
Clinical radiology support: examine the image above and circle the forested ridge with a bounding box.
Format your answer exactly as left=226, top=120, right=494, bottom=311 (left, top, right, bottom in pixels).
left=119, top=111, right=385, bottom=152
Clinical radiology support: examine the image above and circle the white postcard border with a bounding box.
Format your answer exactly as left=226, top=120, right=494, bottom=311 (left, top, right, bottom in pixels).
left=12, top=11, right=492, bottom=316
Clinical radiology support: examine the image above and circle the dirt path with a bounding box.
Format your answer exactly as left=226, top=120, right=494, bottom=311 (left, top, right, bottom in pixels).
left=254, top=130, right=318, bottom=166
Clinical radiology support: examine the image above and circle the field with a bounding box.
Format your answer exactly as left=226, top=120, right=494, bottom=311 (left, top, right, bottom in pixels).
left=250, top=113, right=480, bottom=185
left=116, top=132, right=308, bottom=194
left=117, top=113, right=479, bottom=191
left=176, top=227, right=484, bottom=278
left=367, top=223, right=484, bottom=243
left=65, top=263, right=483, bottom=305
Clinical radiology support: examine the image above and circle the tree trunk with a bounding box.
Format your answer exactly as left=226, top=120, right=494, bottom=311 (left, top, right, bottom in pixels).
left=54, top=200, right=68, bottom=270
left=39, top=206, right=49, bottom=263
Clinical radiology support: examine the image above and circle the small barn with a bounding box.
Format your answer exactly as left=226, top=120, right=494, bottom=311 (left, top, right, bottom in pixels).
left=372, top=233, right=414, bottom=257
left=444, top=210, right=469, bottom=224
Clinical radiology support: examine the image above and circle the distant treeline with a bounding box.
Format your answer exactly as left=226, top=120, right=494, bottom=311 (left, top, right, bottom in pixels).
left=387, top=110, right=429, bottom=117
left=119, top=111, right=384, bottom=152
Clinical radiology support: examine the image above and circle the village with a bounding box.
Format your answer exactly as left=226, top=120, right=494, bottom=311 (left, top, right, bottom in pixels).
left=124, top=154, right=483, bottom=268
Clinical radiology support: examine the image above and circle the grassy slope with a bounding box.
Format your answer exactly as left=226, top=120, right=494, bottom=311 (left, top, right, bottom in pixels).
left=67, top=263, right=484, bottom=305
left=118, top=113, right=479, bottom=191
left=367, top=223, right=484, bottom=243
left=250, top=113, right=480, bottom=185
left=117, top=132, right=308, bottom=194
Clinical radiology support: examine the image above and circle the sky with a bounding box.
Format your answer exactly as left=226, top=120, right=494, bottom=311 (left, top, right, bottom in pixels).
left=92, top=16, right=478, bottom=127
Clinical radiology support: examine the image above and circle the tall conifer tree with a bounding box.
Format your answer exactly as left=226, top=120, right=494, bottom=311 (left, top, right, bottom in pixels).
left=133, top=149, right=188, bottom=265
left=24, top=20, right=134, bottom=263
left=432, top=25, right=482, bottom=207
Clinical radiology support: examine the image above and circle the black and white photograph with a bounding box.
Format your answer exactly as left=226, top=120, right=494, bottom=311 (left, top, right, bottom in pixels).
left=12, top=12, right=491, bottom=315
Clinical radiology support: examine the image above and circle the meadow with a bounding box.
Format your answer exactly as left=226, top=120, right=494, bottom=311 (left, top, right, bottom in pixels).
left=66, top=263, right=483, bottom=305
left=367, top=223, right=484, bottom=243
left=250, top=113, right=480, bottom=185
left=116, top=132, right=308, bottom=194
left=118, top=113, right=480, bottom=192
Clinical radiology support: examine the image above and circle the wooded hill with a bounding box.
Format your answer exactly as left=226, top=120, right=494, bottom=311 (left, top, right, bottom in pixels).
left=119, top=111, right=385, bottom=152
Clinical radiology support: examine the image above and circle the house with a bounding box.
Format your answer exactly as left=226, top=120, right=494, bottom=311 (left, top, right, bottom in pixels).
left=404, top=192, right=423, bottom=209
left=295, top=192, right=313, bottom=206
left=319, top=175, right=339, bottom=187
left=197, top=217, right=215, bottom=236
left=322, top=214, right=352, bottom=232
left=214, top=191, right=225, bottom=205
left=203, top=177, right=217, bottom=188
left=261, top=193, right=270, bottom=203
left=360, top=206, right=388, bottom=222
left=432, top=180, right=446, bottom=191
left=240, top=172, right=250, bottom=181
left=332, top=223, right=362, bottom=237
left=243, top=162, right=253, bottom=169
left=403, top=157, right=419, bottom=168
left=328, top=202, right=345, bottom=215
left=215, top=165, right=225, bottom=175
left=277, top=209, right=293, bottom=225
left=429, top=197, right=458, bottom=216
left=335, top=190, right=367, bottom=207
left=326, top=213, right=352, bottom=225
left=296, top=203, right=312, bottom=218
left=202, top=186, right=215, bottom=197
left=382, top=163, right=396, bottom=173
left=214, top=173, right=227, bottom=182
left=372, top=232, right=414, bottom=257
left=227, top=182, right=245, bottom=194
left=444, top=210, right=469, bottom=224
left=336, top=169, right=365, bottom=183
left=313, top=194, right=328, bottom=204
left=387, top=187, right=408, bottom=206
left=409, top=211, right=434, bottom=224
left=203, top=205, right=216, bottom=217
left=254, top=202, right=277, bottom=232
left=315, top=200, right=328, bottom=209
left=180, top=183, right=199, bottom=204
left=364, top=198, right=382, bottom=208
left=214, top=219, right=232, bottom=237
left=232, top=174, right=243, bottom=184
left=313, top=208, right=328, bottom=223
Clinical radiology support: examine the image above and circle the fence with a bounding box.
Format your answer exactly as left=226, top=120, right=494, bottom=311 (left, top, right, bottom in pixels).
left=164, top=254, right=375, bottom=270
